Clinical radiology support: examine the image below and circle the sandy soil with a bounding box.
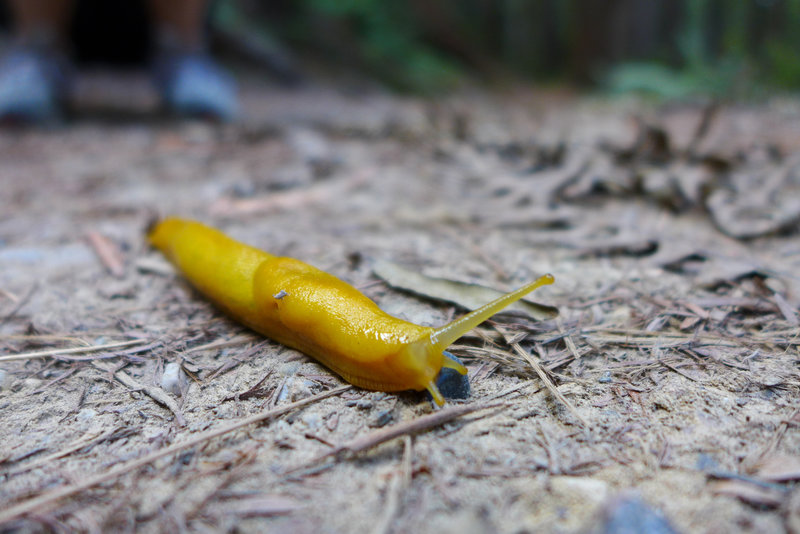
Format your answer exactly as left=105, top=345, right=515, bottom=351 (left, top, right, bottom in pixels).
left=1, top=77, right=799, bottom=533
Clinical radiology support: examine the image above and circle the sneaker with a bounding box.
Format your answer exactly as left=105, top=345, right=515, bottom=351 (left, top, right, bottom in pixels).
left=0, top=46, right=71, bottom=123
left=153, top=52, right=238, bottom=121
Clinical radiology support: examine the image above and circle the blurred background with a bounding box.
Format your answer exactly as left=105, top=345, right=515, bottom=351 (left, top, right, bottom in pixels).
left=2, top=0, right=798, bottom=98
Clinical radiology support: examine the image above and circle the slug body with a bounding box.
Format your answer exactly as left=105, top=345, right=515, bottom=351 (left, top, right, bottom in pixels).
left=149, top=218, right=554, bottom=405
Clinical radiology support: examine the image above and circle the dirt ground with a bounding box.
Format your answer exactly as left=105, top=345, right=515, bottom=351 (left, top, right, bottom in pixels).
left=1, top=75, right=799, bottom=534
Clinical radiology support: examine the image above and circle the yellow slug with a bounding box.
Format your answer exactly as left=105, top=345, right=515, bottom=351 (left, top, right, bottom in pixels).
left=148, top=218, right=554, bottom=406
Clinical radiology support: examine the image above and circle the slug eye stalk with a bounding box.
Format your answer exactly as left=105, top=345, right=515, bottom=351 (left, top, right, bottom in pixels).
left=430, top=274, right=554, bottom=351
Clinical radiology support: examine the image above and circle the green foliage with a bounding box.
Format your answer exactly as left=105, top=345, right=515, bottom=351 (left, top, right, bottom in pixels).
left=225, top=0, right=800, bottom=95
left=766, top=41, right=800, bottom=88
left=605, top=0, right=800, bottom=98
left=605, top=61, right=741, bottom=99
left=764, top=0, right=800, bottom=88
left=606, top=1, right=739, bottom=98
left=296, top=0, right=463, bottom=92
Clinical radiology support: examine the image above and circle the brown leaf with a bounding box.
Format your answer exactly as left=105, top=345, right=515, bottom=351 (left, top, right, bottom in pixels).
left=373, top=260, right=558, bottom=321
left=706, top=163, right=800, bottom=239
left=754, top=454, right=800, bottom=482
left=709, top=479, right=784, bottom=507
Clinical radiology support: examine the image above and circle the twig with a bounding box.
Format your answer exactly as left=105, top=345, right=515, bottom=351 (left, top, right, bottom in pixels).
left=0, top=340, right=143, bottom=363
left=205, top=341, right=271, bottom=381
left=485, top=381, right=539, bottom=401
left=185, top=334, right=257, bottom=354
left=341, top=403, right=502, bottom=455
left=772, top=292, right=799, bottom=326
left=93, top=362, right=185, bottom=427
left=556, top=318, right=582, bottom=363
left=371, top=435, right=413, bottom=534
left=659, top=359, right=700, bottom=382
left=511, top=343, right=590, bottom=428
left=3, top=426, right=121, bottom=477
left=0, top=385, right=351, bottom=525
left=400, top=435, right=413, bottom=487
left=0, top=287, right=20, bottom=303
left=86, top=231, right=125, bottom=278
left=293, top=402, right=505, bottom=473
left=0, top=283, right=37, bottom=327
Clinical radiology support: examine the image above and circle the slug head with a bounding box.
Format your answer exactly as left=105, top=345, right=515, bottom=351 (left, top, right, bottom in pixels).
left=411, top=274, right=555, bottom=406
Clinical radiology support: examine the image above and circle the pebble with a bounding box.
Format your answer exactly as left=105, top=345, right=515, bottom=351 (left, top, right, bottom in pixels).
left=77, top=408, right=97, bottom=423
left=277, top=377, right=313, bottom=403
left=160, top=362, right=186, bottom=395
left=370, top=409, right=394, bottom=427
left=599, top=495, right=680, bottom=534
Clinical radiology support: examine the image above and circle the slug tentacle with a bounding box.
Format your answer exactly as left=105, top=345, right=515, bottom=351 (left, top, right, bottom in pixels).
left=440, top=354, right=468, bottom=375
left=426, top=381, right=445, bottom=407
left=429, top=274, right=555, bottom=352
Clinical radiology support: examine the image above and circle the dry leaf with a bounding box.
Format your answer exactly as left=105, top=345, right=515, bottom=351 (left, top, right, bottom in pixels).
left=372, top=260, right=558, bottom=321
left=709, top=479, right=784, bottom=507
left=706, top=163, right=800, bottom=239
left=754, top=454, right=800, bottom=482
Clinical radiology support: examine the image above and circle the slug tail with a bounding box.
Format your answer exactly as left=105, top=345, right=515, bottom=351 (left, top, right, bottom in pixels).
left=430, top=274, right=555, bottom=351
left=426, top=381, right=445, bottom=407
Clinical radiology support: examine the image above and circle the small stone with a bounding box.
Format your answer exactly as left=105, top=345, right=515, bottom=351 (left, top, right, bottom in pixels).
left=279, top=377, right=312, bottom=403
left=160, top=362, right=186, bottom=395
left=598, top=495, right=680, bottom=534
left=22, top=378, right=42, bottom=389
left=77, top=408, right=97, bottom=423
left=355, top=399, right=373, bottom=410
left=370, top=409, right=394, bottom=427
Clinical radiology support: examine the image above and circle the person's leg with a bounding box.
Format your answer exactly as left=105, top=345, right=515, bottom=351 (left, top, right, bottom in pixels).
left=8, top=0, right=74, bottom=44
left=147, top=0, right=206, bottom=51
left=0, top=0, right=74, bottom=122
left=148, top=0, right=237, bottom=120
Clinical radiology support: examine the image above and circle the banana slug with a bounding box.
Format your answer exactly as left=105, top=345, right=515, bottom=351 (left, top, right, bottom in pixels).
left=148, top=218, right=554, bottom=406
